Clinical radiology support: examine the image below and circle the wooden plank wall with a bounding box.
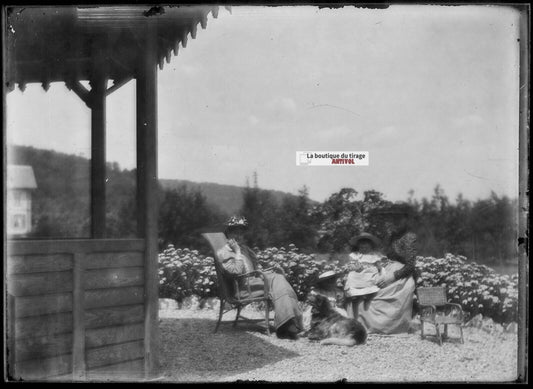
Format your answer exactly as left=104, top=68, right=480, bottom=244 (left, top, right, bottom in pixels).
left=6, top=239, right=146, bottom=381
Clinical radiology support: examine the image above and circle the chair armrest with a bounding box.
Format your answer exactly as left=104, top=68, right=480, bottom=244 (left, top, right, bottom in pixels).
left=233, top=270, right=270, bottom=301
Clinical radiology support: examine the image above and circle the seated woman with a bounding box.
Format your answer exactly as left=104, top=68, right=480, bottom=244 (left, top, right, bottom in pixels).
left=350, top=205, right=417, bottom=335
left=217, top=216, right=303, bottom=340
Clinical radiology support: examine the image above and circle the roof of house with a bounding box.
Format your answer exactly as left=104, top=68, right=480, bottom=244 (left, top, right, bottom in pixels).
left=5, top=5, right=224, bottom=90
left=7, top=165, right=38, bottom=189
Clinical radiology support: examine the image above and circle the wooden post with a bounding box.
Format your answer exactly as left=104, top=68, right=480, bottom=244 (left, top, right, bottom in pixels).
left=72, top=253, right=86, bottom=380
left=136, top=25, right=159, bottom=378
left=90, top=77, right=107, bottom=239
left=7, top=293, right=16, bottom=379
left=517, top=8, right=528, bottom=383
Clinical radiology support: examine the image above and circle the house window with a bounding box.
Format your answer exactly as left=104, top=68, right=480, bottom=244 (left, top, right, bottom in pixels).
left=12, top=214, right=26, bottom=231
left=13, top=191, right=23, bottom=207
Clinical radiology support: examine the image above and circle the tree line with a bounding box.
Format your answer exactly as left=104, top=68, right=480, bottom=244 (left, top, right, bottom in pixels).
left=160, top=179, right=518, bottom=265
left=11, top=146, right=517, bottom=265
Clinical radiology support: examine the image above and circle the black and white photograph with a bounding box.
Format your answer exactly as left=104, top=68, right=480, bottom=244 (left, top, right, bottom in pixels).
left=3, top=3, right=528, bottom=383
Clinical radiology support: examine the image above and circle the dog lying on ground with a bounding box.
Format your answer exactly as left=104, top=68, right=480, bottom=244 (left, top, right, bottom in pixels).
left=303, top=292, right=367, bottom=346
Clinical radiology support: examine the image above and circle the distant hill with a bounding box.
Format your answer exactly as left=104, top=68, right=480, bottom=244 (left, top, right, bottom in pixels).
left=7, top=145, right=306, bottom=231
left=160, top=178, right=305, bottom=216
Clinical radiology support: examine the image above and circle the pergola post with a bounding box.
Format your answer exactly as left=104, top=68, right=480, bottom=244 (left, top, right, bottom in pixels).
left=517, top=8, right=529, bottom=382
left=90, top=77, right=107, bottom=239
left=6, top=5, right=221, bottom=382
left=136, top=25, right=160, bottom=378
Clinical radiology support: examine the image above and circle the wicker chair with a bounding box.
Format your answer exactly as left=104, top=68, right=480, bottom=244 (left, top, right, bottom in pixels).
left=202, top=232, right=274, bottom=335
left=417, top=286, right=465, bottom=345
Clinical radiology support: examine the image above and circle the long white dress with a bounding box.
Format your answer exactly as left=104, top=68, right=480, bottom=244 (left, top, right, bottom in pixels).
left=344, top=252, right=383, bottom=297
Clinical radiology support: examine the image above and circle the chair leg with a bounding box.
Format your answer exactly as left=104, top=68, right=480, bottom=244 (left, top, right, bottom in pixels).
left=420, top=320, right=425, bottom=340
left=264, top=301, right=270, bottom=336
left=233, top=306, right=241, bottom=327
left=214, top=299, right=224, bottom=333
left=435, top=324, right=442, bottom=346
left=459, top=325, right=464, bottom=344
left=352, top=300, right=360, bottom=320
left=346, top=299, right=359, bottom=319
left=346, top=300, right=354, bottom=318
left=443, top=324, right=449, bottom=340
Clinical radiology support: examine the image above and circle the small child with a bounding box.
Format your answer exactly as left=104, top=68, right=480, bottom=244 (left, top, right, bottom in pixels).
left=344, top=251, right=386, bottom=297
left=313, top=271, right=348, bottom=316
left=344, top=233, right=388, bottom=299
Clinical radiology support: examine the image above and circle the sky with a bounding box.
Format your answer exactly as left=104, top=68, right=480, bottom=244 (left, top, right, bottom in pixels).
left=6, top=5, right=521, bottom=203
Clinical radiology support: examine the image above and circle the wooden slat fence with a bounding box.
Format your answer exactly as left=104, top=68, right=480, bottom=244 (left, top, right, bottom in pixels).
left=6, top=239, right=146, bottom=381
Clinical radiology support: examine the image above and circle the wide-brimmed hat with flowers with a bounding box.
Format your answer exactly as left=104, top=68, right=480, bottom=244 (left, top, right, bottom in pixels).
left=349, top=232, right=381, bottom=249
left=224, top=215, right=248, bottom=232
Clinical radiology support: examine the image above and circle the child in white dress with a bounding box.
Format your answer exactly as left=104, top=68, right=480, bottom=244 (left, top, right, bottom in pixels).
left=344, top=233, right=388, bottom=299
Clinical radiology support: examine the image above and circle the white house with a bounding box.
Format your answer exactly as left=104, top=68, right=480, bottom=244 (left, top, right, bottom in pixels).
left=7, top=165, right=37, bottom=236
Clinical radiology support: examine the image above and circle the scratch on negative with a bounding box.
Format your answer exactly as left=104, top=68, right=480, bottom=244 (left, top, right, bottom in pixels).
left=308, top=104, right=360, bottom=117
left=464, top=170, right=489, bottom=180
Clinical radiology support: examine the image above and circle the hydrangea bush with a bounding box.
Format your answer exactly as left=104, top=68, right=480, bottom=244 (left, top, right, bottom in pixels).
left=158, top=245, right=217, bottom=302
left=415, top=253, right=518, bottom=324
left=158, top=245, right=518, bottom=324
left=254, top=244, right=340, bottom=299
left=158, top=244, right=338, bottom=302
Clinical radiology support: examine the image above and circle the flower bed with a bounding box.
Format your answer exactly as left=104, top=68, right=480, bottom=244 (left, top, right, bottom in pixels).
left=158, top=245, right=518, bottom=324
left=158, top=244, right=336, bottom=302
left=159, top=246, right=218, bottom=302
left=254, top=245, right=339, bottom=299
left=415, top=254, right=518, bottom=324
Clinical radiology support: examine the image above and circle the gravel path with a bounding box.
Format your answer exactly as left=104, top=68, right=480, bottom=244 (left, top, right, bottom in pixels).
left=158, top=307, right=518, bottom=383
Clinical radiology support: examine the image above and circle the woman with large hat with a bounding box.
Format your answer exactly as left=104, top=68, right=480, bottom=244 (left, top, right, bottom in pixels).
left=349, top=204, right=418, bottom=334
left=217, top=216, right=303, bottom=340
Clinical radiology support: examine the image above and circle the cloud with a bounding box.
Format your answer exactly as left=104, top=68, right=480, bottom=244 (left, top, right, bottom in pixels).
left=449, top=114, right=492, bottom=147
left=248, top=115, right=259, bottom=126
left=311, top=125, right=353, bottom=142
left=451, top=114, right=484, bottom=129
left=364, top=125, right=404, bottom=146
left=266, top=96, right=297, bottom=116
left=180, top=64, right=201, bottom=76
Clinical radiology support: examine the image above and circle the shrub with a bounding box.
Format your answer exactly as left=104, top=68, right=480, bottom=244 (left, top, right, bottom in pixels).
left=254, top=244, right=340, bottom=299
left=158, top=243, right=338, bottom=302
left=158, top=246, right=518, bottom=324
left=158, top=245, right=217, bottom=302
left=415, top=253, right=518, bottom=324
